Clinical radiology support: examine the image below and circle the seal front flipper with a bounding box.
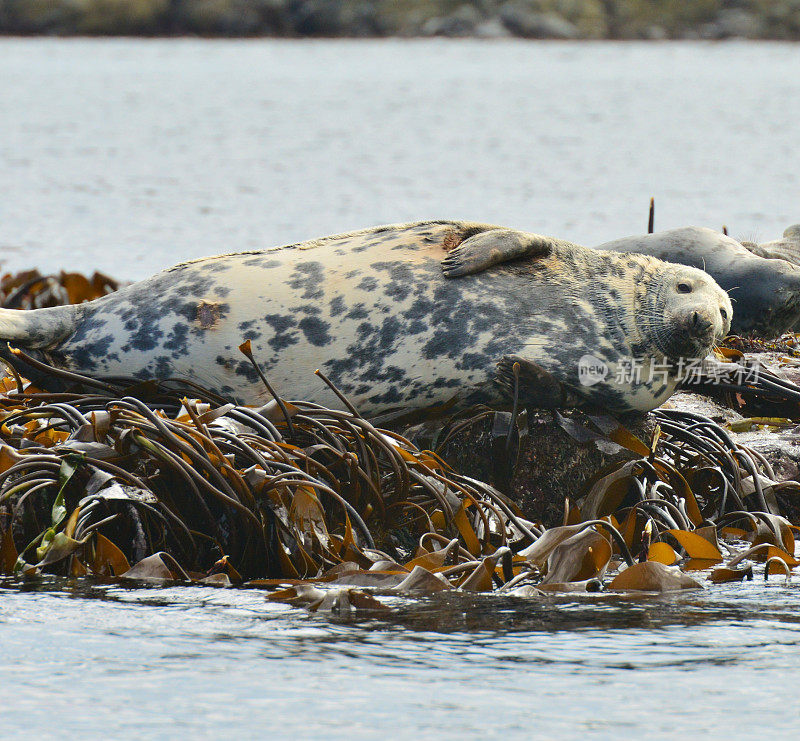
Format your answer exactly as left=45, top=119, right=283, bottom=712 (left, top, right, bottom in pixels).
left=495, top=355, right=571, bottom=409
left=441, top=229, right=555, bottom=278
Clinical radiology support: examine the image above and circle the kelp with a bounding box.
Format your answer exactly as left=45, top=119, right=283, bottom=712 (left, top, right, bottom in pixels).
left=0, top=268, right=121, bottom=309
left=1, top=345, right=800, bottom=611
left=695, top=338, right=800, bottom=418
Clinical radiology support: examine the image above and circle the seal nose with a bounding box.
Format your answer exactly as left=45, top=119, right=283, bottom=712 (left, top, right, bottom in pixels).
left=690, top=310, right=713, bottom=335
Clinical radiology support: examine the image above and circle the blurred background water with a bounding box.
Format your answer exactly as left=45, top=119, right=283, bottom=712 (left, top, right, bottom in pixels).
left=2, top=38, right=800, bottom=738
left=1, top=39, right=798, bottom=279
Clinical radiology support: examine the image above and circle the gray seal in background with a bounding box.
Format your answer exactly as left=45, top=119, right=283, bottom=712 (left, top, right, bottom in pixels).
left=742, top=224, right=800, bottom=266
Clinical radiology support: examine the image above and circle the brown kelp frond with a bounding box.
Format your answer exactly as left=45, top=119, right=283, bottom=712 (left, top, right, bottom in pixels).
left=0, top=269, right=122, bottom=309
left=0, top=351, right=528, bottom=582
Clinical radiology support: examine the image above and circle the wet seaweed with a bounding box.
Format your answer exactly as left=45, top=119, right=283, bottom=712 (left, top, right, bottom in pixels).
left=0, top=346, right=798, bottom=608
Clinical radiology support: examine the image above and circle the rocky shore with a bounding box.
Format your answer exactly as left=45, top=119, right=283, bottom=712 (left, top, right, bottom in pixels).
left=1, top=0, right=800, bottom=40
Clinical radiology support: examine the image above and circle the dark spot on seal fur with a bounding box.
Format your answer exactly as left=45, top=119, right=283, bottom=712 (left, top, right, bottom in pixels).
left=164, top=323, right=190, bottom=357
left=233, top=360, right=259, bottom=382
left=368, top=387, right=403, bottom=405
left=242, top=257, right=281, bottom=269
left=299, top=317, right=333, bottom=347
left=357, top=276, right=379, bottom=292
left=379, top=316, right=402, bottom=349
left=263, top=313, right=298, bottom=352
left=329, top=296, right=346, bottom=317
left=346, top=304, right=369, bottom=320
left=67, top=333, right=115, bottom=371
left=286, top=262, right=325, bottom=300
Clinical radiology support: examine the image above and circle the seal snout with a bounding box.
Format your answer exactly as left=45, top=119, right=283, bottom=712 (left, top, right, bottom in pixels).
left=686, top=307, right=717, bottom=345
left=690, top=309, right=715, bottom=335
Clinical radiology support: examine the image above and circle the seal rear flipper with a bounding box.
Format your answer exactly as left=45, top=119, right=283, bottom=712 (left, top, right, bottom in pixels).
left=495, top=355, right=568, bottom=409
left=0, top=305, right=80, bottom=349
left=441, top=229, right=556, bottom=278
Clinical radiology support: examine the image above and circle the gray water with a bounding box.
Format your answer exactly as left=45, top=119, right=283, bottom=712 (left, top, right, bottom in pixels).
left=2, top=39, right=799, bottom=278
left=2, top=39, right=800, bottom=738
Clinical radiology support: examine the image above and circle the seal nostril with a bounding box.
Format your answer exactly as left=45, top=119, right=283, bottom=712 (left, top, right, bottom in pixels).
left=692, top=311, right=700, bottom=327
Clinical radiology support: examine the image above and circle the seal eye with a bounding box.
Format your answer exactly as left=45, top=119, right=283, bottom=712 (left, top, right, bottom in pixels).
left=677, top=282, right=692, bottom=293
left=720, top=308, right=728, bottom=320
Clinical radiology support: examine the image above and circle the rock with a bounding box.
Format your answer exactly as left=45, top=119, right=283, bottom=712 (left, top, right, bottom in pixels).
left=408, top=408, right=651, bottom=528
left=661, top=390, right=744, bottom=427
left=608, top=0, right=718, bottom=39
left=174, top=0, right=291, bottom=36
left=75, top=0, right=170, bottom=34
left=500, top=2, right=579, bottom=38
left=713, top=8, right=765, bottom=38
left=474, top=17, right=512, bottom=38
left=405, top=363, right=800, bottom=528
left=642, top=23, right=667, bottom=40
left=292, top=0, right=382, bottom=36
left=0, top=0, right=797, bottom=39
left=758, top=0, right=800, bottom=40
left=421, top=3, right=482, bottom=36
left=2, top=0, right=85, bottom=33
left=546, top=0, right=608, bottom=38
left=665, top=387, right=800, bottom=515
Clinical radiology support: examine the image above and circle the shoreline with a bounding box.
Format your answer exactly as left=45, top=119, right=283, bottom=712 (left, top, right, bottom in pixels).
left=1, top=1, right=798, bottom=41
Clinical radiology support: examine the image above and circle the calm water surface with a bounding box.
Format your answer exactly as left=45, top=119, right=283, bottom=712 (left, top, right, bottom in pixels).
left=2, top=39, right=800, bottom=738
left=1, top=39, right=799, bottom=278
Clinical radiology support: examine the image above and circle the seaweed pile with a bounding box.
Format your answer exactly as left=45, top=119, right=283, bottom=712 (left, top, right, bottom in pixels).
left=2, top=345, right=800, bottom=610
left=2, top=268, right=800, bottom=612
left=0, top=268, right=121, bottom=309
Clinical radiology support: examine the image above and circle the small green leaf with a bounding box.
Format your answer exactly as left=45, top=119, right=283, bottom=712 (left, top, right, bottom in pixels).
left=52, top=454, right=83, bottom=527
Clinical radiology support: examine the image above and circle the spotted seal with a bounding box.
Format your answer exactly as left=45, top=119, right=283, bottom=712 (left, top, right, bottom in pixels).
left=595, top=226, right=800, bottom=338
left=0, top=221, right=730, bottom=418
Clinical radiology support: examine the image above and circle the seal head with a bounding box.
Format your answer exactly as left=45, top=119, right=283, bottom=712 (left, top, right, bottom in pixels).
left=596, top=226, right=800, bottom=338
left=438, top=228, right=731, bottom=413
left=638, top=263, right=731, bottom=360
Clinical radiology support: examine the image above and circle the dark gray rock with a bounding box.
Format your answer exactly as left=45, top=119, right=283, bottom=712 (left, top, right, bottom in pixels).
left=701, top=9, right=764, bottom=39
left=173, top=0, right=291, bottom=36
left=499, top=2, right=578, bottom=38
left=407, top=408, right=649, bottom=527
left=292, top=0, right=383, bottom=36
left=1, top=0, right=85, bottom=33
left=474, top=17, right=512, bottom=37
left=421, top=4, right=482, bottom=36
